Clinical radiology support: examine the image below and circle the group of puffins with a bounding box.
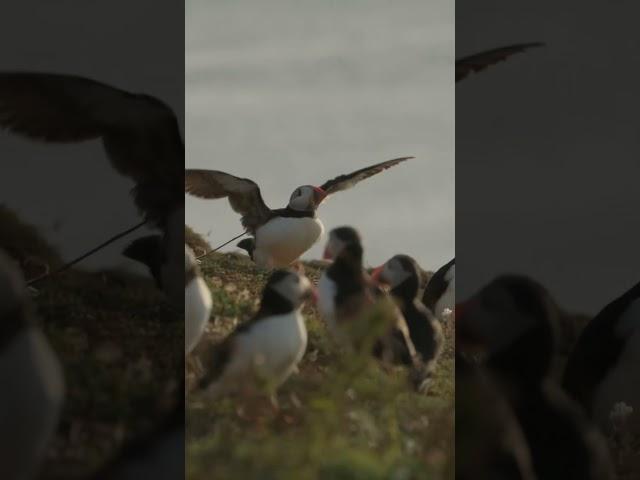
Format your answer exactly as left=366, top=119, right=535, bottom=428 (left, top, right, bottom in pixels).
left=182, top=156, right=456, bottom=399
left=5, top=41, right=634, bottom=480
left=454, top=43, right=639, bottom=479
left=456, top=275, right=639, bottom=480
left=176, top=41, right=546, bottom=402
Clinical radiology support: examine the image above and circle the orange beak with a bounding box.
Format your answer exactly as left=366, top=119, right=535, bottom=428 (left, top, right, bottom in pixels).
left=370, top=265, right=385, bottom=284
left=313, top=186, right=328, bottom=205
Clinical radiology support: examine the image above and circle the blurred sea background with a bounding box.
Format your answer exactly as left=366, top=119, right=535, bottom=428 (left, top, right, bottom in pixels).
left=186, top=0, right=454, bottom=271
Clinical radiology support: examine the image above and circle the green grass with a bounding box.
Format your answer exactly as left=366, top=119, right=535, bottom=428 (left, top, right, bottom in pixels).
left=187, top=252, right=455, bottom=480
left=0, top=208, right=183, bottom=479
left=36, top=269, right=184, bottom=479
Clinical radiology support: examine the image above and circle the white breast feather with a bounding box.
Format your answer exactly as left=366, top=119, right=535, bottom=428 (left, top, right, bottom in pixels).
left=254, top=217, right=324, bottom=267
left=185, top=277, right=212, bottom=354
left=317, top=272, right=338, bottom=331
left=223, top=311, right=307, bottom=388
left=0, top=328, right=64, bottom=480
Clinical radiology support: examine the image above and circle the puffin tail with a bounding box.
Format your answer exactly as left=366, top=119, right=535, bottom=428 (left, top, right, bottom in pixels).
left=236, top=238, right=256, bottom=260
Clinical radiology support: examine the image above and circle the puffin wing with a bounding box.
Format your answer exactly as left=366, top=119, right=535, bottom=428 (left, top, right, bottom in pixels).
left=0, top=72, right=183, bottom=179
left=319, top=156, right=413, bottom=197
left=184, top=169, right=272, bottom=233
left=456, top=43, right=544, bottom=83
left=422, top=258, right=455, bottom=311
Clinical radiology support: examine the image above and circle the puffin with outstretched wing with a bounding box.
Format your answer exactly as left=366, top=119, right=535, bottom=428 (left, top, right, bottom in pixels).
left=456, top=43, right=544, bottom=83
left=185, top=157, right=412, bottom=268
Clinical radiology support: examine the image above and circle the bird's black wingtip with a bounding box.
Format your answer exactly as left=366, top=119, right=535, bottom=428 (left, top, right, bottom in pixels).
left=236, top=238, right=256, bottom=259
left=122, top=235, right=162, bottom=263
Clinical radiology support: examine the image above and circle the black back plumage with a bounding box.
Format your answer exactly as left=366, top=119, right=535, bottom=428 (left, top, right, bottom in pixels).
left=563, top=280, right=640, bottom=416
left=422, top=258, right=454, bottom=312
left=389, top=255, right=442, bottom=364
left=326, top=242, right=367, bottom=310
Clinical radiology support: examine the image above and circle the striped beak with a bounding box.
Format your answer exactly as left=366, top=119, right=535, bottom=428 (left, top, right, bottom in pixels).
left=313, top=186, right=328, bottom=205
left=370, top=265, right=385, bottom=284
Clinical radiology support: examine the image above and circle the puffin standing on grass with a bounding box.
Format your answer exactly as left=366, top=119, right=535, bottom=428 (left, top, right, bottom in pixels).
left=318, top=227, right=418, bottom=366
left=456, top=43, right=544, bottom=83
left=422, top=258, right=455, bottom=320
left=456, top=275, right=614, bottom=480
left=197, top=270, right=314, bottom=401
left=0, top=249, right=65, bottom=480
left=372, top=255, right=444, bottom=376
left=123, top=241, right=212, bottom=355
left=563, top=280, right=640, bottom=436
left=184, top=157, right=412, bottom=268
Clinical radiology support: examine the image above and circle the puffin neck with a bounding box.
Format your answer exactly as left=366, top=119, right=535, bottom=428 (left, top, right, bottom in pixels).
left=327, top=244, right=364, bottom=281
left=258, top=288, right=297, bottom=316
left=487, top=326, right=555, bottom=386
left=280, top=206, right=316, bottom=218
left=391, top=275, right=420, bottom=302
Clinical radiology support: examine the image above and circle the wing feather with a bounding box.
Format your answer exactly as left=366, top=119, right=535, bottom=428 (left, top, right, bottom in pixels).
left=319, top=157, right=413, bottom=197
left=0, top=72, right=184, bottom=226
left=0, top=72, right=179, bottom=142
left=456, top=43, right=544, bottom=83
left=184, top=169, right=271, bottom=233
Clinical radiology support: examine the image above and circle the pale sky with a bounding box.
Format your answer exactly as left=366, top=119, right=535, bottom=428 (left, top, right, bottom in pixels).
left=186, top=0, right=454, bottom=272
left=457, top=0, right=640, bottom=313
left=0, top=1, right=183, bottom=273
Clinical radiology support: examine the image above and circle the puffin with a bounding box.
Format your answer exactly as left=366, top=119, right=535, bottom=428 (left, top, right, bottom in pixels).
left=563, top=280, right=640, bottom=436
left=317, top=226, right=418, bottom=366
left=371, top=255, right=444, bottom=374
left=123, top=236, right=211, bottom=355
left=456, top=352, right=538, bottom=480
left=0, top=72, right=184, bottom=230
left=197, top=270, right=314, bottom=400
left=184, top=157, right=412, bottom=268
left=456, top=275, right=614, bottom=480
left=0, top=249, right=65, bottom=480
left=91, top=385, right=184, bottom=480
left=456, top=43, right=544, bottom=83
left=422, top=258, right=455, bottom=320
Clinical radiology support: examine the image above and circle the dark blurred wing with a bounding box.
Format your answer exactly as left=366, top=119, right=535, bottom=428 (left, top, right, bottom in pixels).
left=456, top=43, right=544, bottom=83
left=319, top=157, right=413, bottom=197
left=184, top=169, right=271, bottom=232
left=197, top=336, right=236, bottom=391
left=0, top=71, right=184, bottom=200
left=422, top=258, right=454, bottom=311
left=0, top=72, right=180, bottom=142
